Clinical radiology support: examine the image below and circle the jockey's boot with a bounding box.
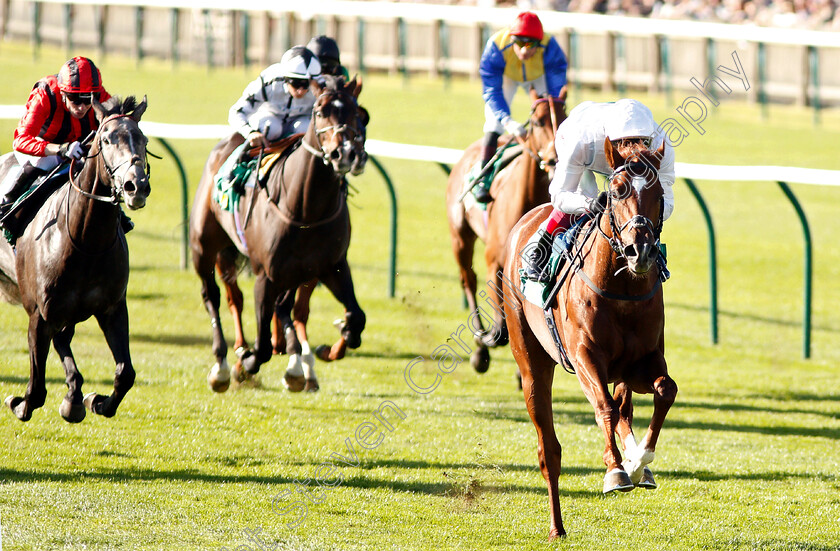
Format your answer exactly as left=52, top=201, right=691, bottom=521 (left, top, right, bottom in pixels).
left=523, top=229, right=556, bottom=284
left=0, top=165, right=45, bottom=216
left=118, top=207, right=134, bottom=234
left=474, top=132, right=499, bottom=204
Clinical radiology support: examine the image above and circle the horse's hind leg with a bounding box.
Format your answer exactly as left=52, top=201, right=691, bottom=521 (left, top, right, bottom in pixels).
left=85, top=301, right=135, bottom=418
left=450, top=225, right=489, bottom=373
left=53, top=326, right=86, bottom=423
left=5, top=313, right=51, bottom=422
left=622, top=353, right=678, bottom=488
left=217, top=246, right=248, bottom=357
left=507, top=310, right=566, bottom=539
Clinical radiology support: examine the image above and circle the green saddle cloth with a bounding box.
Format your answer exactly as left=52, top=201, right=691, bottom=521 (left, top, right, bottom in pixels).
left=520, top=243, right=567, bottom=308
left=213, top=143, right=257, bottom=213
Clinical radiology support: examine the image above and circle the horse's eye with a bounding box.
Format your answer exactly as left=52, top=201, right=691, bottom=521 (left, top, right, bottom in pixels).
left=101, top=136, right=111, bottom=146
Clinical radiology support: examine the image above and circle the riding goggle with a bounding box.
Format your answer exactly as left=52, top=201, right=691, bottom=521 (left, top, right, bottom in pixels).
left=513, top=36, right=539, bottom=48
left=64, top=92, right=96, bottom=105
left=285, top=78, right=310, bottom=90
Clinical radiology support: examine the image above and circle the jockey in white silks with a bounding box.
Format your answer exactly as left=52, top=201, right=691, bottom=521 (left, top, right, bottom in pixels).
left=228, top=45, right=322, bottom=149
left=523, top=99, right=676, bottom=282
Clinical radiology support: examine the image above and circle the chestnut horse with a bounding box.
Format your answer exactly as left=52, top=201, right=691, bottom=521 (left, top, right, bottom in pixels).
left=190, top=77, right=367, bottom=393
left=445, top=87, right=567, bottom=373
left=503, top=139, right=677, bottom=539
left=0, top=96, right=150, bottom=422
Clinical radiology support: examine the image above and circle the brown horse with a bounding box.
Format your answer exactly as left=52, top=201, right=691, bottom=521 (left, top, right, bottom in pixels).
left=503, top=139, right=677, bottom=539
left=0, top=96, right=150, bottom=422
left=190, top=77, right=367, bottom=393
left=445, top=87, right=567, bottom=373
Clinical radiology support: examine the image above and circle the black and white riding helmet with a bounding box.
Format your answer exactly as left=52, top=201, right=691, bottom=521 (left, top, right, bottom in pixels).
left=278, top=46, right=322, bottom=80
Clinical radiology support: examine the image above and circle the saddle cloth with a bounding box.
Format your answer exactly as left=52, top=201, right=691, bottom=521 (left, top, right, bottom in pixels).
left=0, top=167, right=69, bottom=245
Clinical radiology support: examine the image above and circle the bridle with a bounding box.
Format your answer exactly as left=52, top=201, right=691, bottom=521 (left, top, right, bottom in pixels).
left=68, top=114, right=150, bottom=205
left=521, top=96, right=564, bottom=173
left=597, top=159, right=664, bottom=262
left=300, top=89, right=365, bottom=165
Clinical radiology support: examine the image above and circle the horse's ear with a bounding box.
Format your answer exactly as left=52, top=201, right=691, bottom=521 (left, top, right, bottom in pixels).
left=529, top=87, right=539, bottom=102
left=604, top=137, right=623, bottom=169
left=558, top=85, right=568, bottom=102
left=358, top=106, right=370, bottom=127
left=92, top=96, right=107, bottom=124
left=654, top=139, right=665, bottom=167
left=347, top=75, right=362, bottom=98
left=130, top=95, right=148, bottom=122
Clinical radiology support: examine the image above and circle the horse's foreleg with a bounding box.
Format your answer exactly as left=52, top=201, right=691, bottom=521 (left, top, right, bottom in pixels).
left=623, top=353, right=677, bottom=488
left=240, top=274, right=279, bottom=376
left=53, top=325, right=86, bottom=423
left=275, top=292, right=310, bottom=392
left=217, top=247, right=247, bottom=356
left=87, top=301, right=135, bottom=419
left=5, top=313, right=51, bottom=422
left=613, top=382, right=636, bottom=453
left=319, top=258, right=365, bottom=351
left=477, top=263, right=510, bottom=349
left=576, top=355, right=633, bottom=493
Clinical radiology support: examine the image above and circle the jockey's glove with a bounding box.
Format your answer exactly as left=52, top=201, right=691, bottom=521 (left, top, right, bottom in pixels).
left=58, top=141, right=85, bottom=161
left=504, top=119, right=527, bottom=138
left=589, top=191, right=608, bottom=213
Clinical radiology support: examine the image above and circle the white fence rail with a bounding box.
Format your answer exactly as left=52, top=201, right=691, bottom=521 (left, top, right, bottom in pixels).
left=3, top=1, right=840, bottom=107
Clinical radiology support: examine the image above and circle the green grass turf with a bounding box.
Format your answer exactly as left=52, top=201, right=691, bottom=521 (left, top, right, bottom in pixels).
left=0, top=41, right=837, bottom=550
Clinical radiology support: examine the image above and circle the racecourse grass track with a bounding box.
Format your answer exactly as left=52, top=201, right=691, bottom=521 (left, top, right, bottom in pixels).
left=0, top=42, right=838, bottom=550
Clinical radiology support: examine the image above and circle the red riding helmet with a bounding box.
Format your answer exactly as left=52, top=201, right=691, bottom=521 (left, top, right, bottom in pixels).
left=57, top=56, right=104, bottom=94
left=510, top=12, right=544, bottom=41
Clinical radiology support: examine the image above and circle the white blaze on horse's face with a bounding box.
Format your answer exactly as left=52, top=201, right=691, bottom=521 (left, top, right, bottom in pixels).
left=611, top=158, right=661, bottom=276
left=100, top=117, right=150, bottom=210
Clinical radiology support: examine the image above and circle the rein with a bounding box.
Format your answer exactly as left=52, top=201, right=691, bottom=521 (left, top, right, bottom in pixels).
left=524, top=96, right=565, bottom=173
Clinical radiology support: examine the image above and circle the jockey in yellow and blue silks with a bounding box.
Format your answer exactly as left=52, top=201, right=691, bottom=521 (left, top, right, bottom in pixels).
left=475, top=11, right=568, bottom=203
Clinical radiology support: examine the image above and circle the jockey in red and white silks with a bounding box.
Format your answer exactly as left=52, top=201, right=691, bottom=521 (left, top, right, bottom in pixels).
left=524, top=99, right=675, bottom=282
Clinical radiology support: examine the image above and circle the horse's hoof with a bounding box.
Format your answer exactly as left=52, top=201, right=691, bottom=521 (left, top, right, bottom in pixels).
left=232, top=360, right=251, bottom=384
left=208, top=360, right=231, bottom=393
left=83, top=392, right=106, bottom=415
left=304, top=379, right=320, bottom=392
left=315, top=344, right=333, bottom=362
left=59, top=398, right=86, bottom=423
left=5, top=395, right=30, bottom=422
left=603, top=468, right=635, bottom=494
left=283, top=373, right=306, bottom=393
left=234, top=347, right=249, bottom=359
left=471, top=347, right=490, bottom=374
left=241, top=353, right=261, bottom=375
left=636, top=466, right=657, bottom=489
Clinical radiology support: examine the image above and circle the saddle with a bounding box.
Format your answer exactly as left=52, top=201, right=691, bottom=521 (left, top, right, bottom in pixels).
left=213, top=134, right=303, bottom=213
left=0, top=167, right=69, bottom=245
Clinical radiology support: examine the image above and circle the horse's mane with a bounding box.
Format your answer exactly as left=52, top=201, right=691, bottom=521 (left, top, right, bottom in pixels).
left=100, top=95, right=140, bottom=117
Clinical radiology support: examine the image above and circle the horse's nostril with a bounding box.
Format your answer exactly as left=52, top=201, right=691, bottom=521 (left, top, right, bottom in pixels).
left=331, top=149, right=341, bottom=160
left=123, top=181, right=136, bottom=193
left=623, top=244, right=637, bottom=258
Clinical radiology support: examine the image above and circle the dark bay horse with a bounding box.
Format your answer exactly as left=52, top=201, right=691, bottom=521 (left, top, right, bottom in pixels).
left=0, top=96, right=151, bottom=422
left=190, top=77, right=367, bottom=393
left=445, top=87, right=567, bottom=373
left=503, top=139, right=677, bottom=539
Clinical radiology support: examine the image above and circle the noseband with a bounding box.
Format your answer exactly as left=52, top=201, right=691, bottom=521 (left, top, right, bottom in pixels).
left=525, top=97, right=565, bottom=174
left=68, top=114, right=150, bottom=205
left=300, top=92, right=365, bottom=164
left=598, top=160, right=664, bottom=261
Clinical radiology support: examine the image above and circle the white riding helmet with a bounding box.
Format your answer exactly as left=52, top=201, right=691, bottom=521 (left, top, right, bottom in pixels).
left=278, top=46, right=322, bottom=80
left=604, top=99, right=657, bottom=143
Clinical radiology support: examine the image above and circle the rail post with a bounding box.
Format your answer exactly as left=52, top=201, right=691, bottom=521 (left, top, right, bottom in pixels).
left=777, top=182, right=813, bottom=358
left=683, top=178, right=719, bottom=345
